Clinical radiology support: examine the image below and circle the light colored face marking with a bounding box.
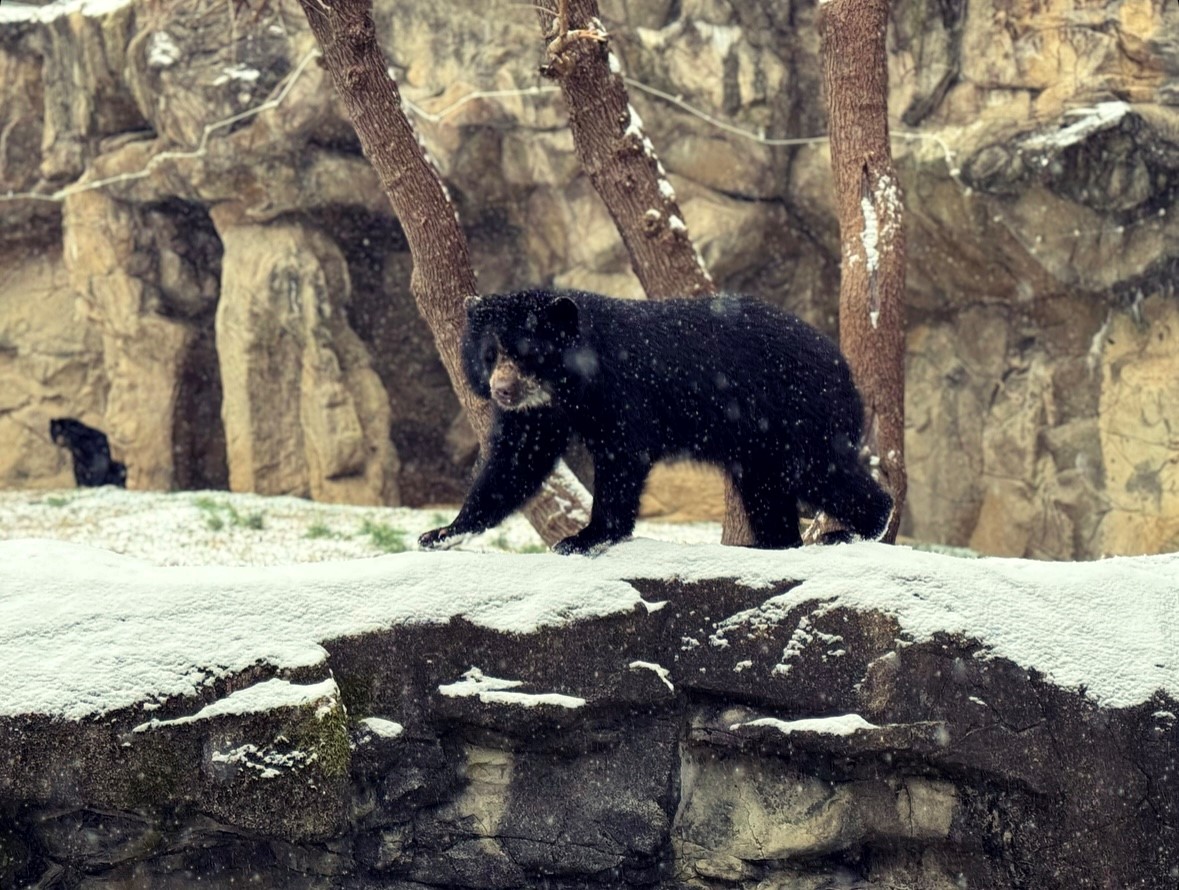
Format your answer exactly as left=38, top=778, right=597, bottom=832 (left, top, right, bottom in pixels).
left=489, top=353, right=552, bottom=411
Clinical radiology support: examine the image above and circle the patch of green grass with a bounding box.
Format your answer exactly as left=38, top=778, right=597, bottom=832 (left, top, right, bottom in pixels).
left=194, top=497, right=264, bottom=532
left=44, top=496, right=71, bottom=508
left=515, top=542, right=549, bottom=554
left=306, top=522, right=336, bottom=540
left=360, top=519, right=407, bottom=553
left=229, top=506, right=265, bottom=531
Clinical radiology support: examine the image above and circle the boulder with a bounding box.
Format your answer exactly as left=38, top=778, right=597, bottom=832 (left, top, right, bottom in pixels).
left=63, top=183, right=223, bottom=491
left=0, top=246, right=106, bottom=488
left=214, top=220, right=398, bottom=504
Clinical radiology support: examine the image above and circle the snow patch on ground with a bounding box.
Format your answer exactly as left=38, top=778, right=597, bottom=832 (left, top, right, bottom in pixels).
left=0, top=488, right=717, bottom=566
left=0, top=490, right=1176, bottom=719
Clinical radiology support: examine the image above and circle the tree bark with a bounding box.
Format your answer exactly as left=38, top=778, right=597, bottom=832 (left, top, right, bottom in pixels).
left=536, top=0, right=755, bottom=545
left=819, top=0, right=908, bottom=543
left=296, top=0, right=588, bottom=545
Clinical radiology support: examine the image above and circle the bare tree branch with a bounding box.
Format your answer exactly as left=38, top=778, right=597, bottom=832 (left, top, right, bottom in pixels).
left=535, top=0, right=757, bottom=546
left=536, top=0, right=716, bottom=300
left=296, top=0, right=588, bottom=545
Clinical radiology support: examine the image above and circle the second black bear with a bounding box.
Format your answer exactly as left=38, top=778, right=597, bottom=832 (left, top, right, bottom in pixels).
left=50, top=418, right=128, bottom=487
left=418, top=288, right=891, bottom=555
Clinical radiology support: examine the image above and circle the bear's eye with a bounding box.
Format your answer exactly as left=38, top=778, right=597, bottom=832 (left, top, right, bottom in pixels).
left=481, top=341, right=497, bottom=366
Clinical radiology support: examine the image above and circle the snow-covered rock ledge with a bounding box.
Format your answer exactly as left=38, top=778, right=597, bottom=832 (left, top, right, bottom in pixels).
left=1, top=539, right=1176, bottom=888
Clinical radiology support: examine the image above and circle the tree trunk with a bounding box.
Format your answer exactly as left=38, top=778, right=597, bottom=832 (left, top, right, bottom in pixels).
left=296, top=0, right=588, bottom=545
left=536, top=0, right=755, bottom=545
left=819, top=0, right=908, bottom=543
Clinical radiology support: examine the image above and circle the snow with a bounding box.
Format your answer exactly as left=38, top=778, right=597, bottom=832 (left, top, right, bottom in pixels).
left=860, top=196, right=882, bottom=275
left=359, top=717, right=405, bottom=739
left=134, top=677, right=338, bottom=732
left=623, top=103, right=645, bottom=140
left=1087, top=310, right=1113, bottom=375
left=630, top=660, right=674, bottom=692
left=147, top=31, right=180, bottom=69
left=732, top=714, right=880, bottom=736
left=213, top=64, right=262, bottom=87
left=764, top=613, right=846, bottom=673
left=0, top=493, right=1176, bottom=719
left=857, top=174, right=902, bottom=329
left=0, top=0, right=130, bottom=23
left=209, top=743, right=317, bottom=780
left=1024, top=101, right=1130, bottom=150
left=544, top=461, right=592, bottom=525
left=0, top=487, right=662, bottom=566
left=439, top=667, right=586, bottom=709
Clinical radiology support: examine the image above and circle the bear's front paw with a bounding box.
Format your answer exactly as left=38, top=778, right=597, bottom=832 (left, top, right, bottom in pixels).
left=418, top=525, right=467, bottom=551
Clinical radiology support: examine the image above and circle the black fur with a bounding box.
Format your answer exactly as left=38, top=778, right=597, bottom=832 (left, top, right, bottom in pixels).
left=419, top=289, right=892, bottom=554
left=49, top=418, right=127, bottom=488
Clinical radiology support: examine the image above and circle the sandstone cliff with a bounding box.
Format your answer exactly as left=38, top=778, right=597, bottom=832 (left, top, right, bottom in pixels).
left=1, top=0, right=1177, bottom=557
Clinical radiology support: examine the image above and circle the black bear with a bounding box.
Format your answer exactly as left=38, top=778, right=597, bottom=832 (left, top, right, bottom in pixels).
left=418, top=289, right=891, bottom=555
left=50, top=418, right=128, bottom=487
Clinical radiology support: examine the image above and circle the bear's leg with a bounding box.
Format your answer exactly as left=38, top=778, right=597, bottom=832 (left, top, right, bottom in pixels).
left=418, top=411, right=569, bottom=549
left=554, top=455, right=648, bottom=555
left=66, top=446, right=88, bottom=486
left=806, top=461, right=893, bottom=542
left=735, top=471, right=803, bottom=549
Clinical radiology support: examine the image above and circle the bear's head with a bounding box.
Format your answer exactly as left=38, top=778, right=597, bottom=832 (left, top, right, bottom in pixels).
left=462, top=290, right=595, bottom=410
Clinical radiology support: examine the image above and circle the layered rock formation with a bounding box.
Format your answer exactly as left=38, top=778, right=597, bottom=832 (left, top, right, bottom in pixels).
left=1, top=0, right=1177, bottom=556
left=1, top=538, right=1176, bottom=888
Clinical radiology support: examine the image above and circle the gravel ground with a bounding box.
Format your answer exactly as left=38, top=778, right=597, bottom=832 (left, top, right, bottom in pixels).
left=0, top=487, right=721, bottom=566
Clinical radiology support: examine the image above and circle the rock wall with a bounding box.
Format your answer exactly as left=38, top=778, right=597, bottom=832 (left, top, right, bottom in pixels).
left=1, top=539, right=1176, bottom=888
left=1, top=0, right=1178, bottom=555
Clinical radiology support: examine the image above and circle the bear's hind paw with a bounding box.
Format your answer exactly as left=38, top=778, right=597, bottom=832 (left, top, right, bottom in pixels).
left=553, top=531, right=625, bottom=556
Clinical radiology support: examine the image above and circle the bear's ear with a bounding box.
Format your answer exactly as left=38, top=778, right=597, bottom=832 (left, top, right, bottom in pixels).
left=544, top=295, right=580, bottom=339
left=462, top=333, right=494, bottom=399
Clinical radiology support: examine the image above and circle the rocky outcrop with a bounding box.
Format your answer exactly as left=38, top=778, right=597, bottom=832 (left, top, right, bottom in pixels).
left=0, top=245, right=106, bottom=488
left=1, top=538, right=1176, bottom=888
left=1, top=0, right=1178, bottom=556
left=214, top=219, right=398, bottom=504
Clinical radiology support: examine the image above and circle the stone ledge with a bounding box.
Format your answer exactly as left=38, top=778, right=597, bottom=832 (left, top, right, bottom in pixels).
left=1, top=538, right=1176, bottom=887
